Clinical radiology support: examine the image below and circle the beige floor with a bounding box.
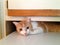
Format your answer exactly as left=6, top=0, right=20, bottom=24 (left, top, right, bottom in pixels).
left=0, top=31, right=60, bottom=45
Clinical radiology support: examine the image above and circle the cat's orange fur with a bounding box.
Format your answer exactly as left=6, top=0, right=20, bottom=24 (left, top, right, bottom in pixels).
left=13, top=18, right=33, bottom=36
left=13, top=18, right=48, bottom=36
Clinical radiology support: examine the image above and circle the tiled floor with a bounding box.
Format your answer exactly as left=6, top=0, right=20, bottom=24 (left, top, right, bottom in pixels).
left=0, top=31, right=60, bottom=45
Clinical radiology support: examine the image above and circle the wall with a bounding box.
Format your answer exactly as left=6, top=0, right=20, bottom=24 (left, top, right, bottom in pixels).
left=0, top=0, right=6, bottom=38
left=0, top=2, right=2, bottom=39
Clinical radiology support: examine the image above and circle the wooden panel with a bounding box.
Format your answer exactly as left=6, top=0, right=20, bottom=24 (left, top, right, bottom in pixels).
left=43, top=22, right=60, bottom=32
left=8, top=10, right=60, bottom=16
left=6, top=21, right=15, bottom=35
left=38, top=22, right=60, bottom=32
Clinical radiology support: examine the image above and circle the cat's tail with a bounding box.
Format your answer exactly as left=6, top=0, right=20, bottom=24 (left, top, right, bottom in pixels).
left=38, top=22, right=48, bottom=33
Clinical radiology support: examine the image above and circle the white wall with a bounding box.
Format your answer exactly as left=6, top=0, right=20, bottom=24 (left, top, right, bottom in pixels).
left=0, top=1, right=4, bottom=39
left=8, top=0, right=60, bottom=9
left=0, top=2, right=2, bottom=39
left=0, top=0, right=6, bottom=38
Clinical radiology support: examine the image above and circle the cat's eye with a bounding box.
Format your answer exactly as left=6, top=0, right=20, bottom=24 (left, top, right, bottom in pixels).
left=20, top=29, right=22, bottom=31
left=27, top=27, right=29, bottom=29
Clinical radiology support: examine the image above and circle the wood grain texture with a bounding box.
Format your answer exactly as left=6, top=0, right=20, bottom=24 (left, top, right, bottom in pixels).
left=8, top=10, right=60, bottom=16
left=6, top=22, right=16, bottom=35
left=38, top=22, right=60, bottom=32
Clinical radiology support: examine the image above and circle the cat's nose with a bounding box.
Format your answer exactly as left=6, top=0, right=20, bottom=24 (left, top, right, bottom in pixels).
left=24, top=33, right=27, bottom=36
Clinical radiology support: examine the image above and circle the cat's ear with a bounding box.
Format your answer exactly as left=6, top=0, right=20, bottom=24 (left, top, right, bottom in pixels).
left=27, top=18, right=31, bottom=22
left=13, top=22, right=18, bottom=26
left=22, top=18, right=31, bottom=22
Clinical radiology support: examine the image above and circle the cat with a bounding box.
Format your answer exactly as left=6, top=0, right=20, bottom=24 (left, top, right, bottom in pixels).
left=13, top=18, right=48, bottom=36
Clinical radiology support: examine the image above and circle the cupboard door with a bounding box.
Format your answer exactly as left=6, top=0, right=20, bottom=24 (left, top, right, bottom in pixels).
left=7, top=0, right=60, bottom=16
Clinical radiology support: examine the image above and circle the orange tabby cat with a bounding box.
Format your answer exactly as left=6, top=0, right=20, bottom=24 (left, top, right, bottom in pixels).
left=13, top=18, right=33, bottom=36
left=13, top=18, right=48, bottom=36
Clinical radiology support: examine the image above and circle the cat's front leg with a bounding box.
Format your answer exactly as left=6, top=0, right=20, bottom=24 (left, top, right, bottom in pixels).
left=29, top=27, right=44, bottom=35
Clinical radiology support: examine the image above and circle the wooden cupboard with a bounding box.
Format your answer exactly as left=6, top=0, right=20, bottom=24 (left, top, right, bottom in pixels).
left=7, top=0, right=60, bottom=16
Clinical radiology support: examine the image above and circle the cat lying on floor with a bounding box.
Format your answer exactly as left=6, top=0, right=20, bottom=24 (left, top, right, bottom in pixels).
left=13, top=18, right=48, bottom=36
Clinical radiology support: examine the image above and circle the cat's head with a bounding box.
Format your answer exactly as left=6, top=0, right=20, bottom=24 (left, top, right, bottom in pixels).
left=13, top=18, right=32, bottom=36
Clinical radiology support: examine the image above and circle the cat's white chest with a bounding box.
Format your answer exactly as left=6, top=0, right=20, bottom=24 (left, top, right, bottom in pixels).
left=31, top=22, right=38, bottom=29
left=29, top=22, right=44, bottom=34
left=30, top=27, right=44, bottom=34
